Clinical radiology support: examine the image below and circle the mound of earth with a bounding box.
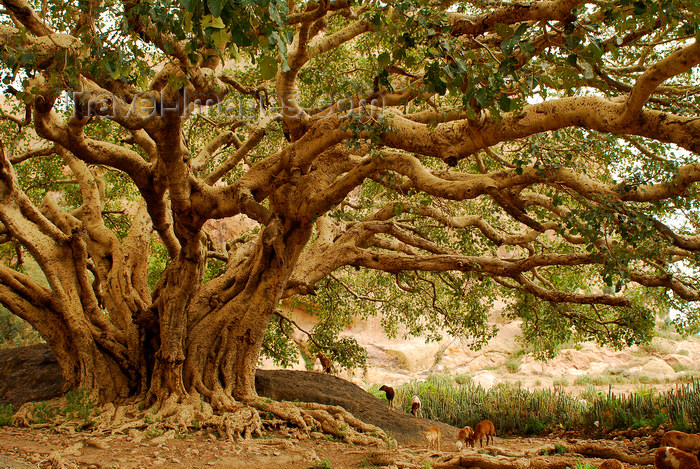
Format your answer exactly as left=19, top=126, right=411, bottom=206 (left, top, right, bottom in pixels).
left=0, top=344, right=455, bottom=446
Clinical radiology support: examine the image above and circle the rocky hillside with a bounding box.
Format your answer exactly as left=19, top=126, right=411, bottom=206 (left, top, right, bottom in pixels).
left=261, top=308, right=700, bottom=395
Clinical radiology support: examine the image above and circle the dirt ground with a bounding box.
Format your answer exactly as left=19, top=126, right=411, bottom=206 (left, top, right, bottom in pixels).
left=0, top=425, right=660, bottom=469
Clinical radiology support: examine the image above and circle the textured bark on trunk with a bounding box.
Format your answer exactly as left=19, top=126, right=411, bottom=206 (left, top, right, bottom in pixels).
left=182, top=221, right=312, bottom=406
left=147, top=238, right=206, bottom=406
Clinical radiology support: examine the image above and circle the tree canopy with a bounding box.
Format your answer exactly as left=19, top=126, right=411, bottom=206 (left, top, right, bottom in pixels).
left=0, top=0, right=699, bottom=430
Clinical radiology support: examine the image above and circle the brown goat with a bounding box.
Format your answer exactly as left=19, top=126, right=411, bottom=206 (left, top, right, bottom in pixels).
left=425, top=426, right=441, bottom=452
left=655, top=447, right=700, bottom=469
left=316, top=353, right=332, bottom=374
left=468, top=419, right=495, bottom=448
left=379, top=385, right=395, bottom=408
left=455, top=426, right=474, bottom=451
left=598, top=459, right=625, bottom=469
left=662, top=431, right=700, bottom=455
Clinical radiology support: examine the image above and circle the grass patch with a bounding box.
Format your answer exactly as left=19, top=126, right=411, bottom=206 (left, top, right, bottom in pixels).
left=505, top=358, right=521, bottom=373
left=553, top=377, right=569, bottom=387
left=24, top=387, right=98, bottom=426
left=0, top=404, right=13, bottom=426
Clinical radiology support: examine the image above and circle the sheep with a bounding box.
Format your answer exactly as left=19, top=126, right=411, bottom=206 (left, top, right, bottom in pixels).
left=379, top=385, right=395, bottom=408
left=316, top=353, right=332, bottom=374
left=410, top=395, right=422, bottom=417
left=662, top=431, right=700, bottom=455
left=598, top=459, right=624, bottom=469
left=655, top=447, right=700, bottom=469
left=425, top=426, right=441, bottom=452
left=468, top=419, right=495, bottom=448
left=455, top=426, right=474, bottom=451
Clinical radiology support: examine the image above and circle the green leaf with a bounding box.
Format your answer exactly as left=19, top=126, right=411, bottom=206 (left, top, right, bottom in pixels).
left=633, top=1, right=647, bottom=15
left=259, top=55, right=278, bottom=80
left=474, top=88, right=489, bottom=109
left=258, top=34, right=270, bottom=48
left=211, top=29, right=229, bottom=50
left=180, top=0, right=196, bottom=12
left=202, top=14, right=225, bottom=29
left=498, top=94, right=512, bottom=112
left=377, top=52, right=391, bottom=69
left=208, top=0, right=224, bottom=18
left=513, top=23, right=529, bottom=39
left=495, top=23, right=513, bottom=38
left=520, top=41, right=535, bottom=57
left=269, top=3, right=286, bottom=28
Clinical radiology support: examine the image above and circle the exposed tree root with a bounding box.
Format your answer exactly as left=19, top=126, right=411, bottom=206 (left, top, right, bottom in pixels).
left=12, top=394, right=390, bottom=448
left=255, top=399, right=390, bottom=446
left=429, top=454, right=589, bottom=469
left=368, top=444, right=646, bottom=469
left=210, top=406, right=264, bottom=441
left=561, top=442, right=654, bottom=465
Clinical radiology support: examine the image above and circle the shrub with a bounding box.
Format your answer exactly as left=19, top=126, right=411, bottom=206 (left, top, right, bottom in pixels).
left=553, top=377, right=569, bottom=387
left=31, top=402, right=57, bottom=424
left=505, top=358, right=521, bottom=373
left=0, top=404, right=13, bottom=426
left=64, top=387, right=96, bottom=423
left=455, top=373, right=472, bottom=386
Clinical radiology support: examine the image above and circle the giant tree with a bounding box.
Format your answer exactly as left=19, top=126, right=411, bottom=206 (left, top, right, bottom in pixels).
left=0, top=0, right=699, bottom=436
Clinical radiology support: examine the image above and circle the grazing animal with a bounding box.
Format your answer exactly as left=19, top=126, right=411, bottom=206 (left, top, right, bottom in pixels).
left=455, top=426, right=474, bottom=451
left=316, top=353, right=332, bottom=374
left=662, top=431, right=700, bottom=455
left=598, top=459, right=624, bottom=469
left=379, top=385, right=395, bottom=408
left=468, top=419, right=495, bottom=448
left=655, top=447, right=700, bottom=469
left=410, top=395, right=422, bottom=417
left=425, top=426, right=441, bottom=451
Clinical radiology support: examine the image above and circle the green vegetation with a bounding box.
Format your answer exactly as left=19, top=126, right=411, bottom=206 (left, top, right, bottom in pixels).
left=25, top=389, right=97, bottom=426
left=145, top=426, right=164, bottom=438
left=64, top=388, right=95, bottom=423
left=0, top=306, right=41, bottom=349
left=574, top=370, right=700, bottom=387
left=0, top=404, right=13, bottom=426
left=30, top=401, right=57, bottom=424
left=308, top=458, right=333, bottom=469
left=553, top=377, right=570, bottom=387
left=505, top=358, right=521, bottom=373
left=390, top=373, right=700, bottom=435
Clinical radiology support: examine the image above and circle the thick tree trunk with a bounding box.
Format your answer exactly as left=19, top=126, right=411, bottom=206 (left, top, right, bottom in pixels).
left=183, top=221, right=312, bottom=407
left=147, top=237, right=206, bottom=406
left=184, top=263, right=288, bottom=405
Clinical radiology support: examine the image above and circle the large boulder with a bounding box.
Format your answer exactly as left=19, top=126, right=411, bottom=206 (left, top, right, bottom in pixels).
left=0, top=343, right=64, bottom=409
left=626, top=357, right=677, bottom=380
left=663, top=354, right=694, bottom=370
left=471, top=372, right=497, bottom=390
left=380, top=340, right=442, bottom=372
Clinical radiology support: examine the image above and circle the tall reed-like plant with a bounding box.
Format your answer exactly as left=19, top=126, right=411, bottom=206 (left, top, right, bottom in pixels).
left=391, top=375, right=700, bottom=435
